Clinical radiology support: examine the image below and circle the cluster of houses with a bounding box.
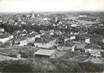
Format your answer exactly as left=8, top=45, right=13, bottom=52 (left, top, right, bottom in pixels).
left=0, top=28, right=14, bottom=45
left=0, top=13, right=104, bottom=61
left=0, top=27, right=103, bottom=59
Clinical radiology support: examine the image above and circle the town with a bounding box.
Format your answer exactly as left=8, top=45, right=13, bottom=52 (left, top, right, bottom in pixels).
left=0, top=12, right=104, bottom=72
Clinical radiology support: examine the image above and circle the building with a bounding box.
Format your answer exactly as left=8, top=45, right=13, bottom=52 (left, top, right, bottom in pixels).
left=73, top=42, right=86, bottom=52
left=85, top=49, right=102, bottom=57
left=71, top=24, right=79, bottom=27
left=57, top=46, right=75, bottom=51
left=31, top=11, right=35, bottom=18
left=70, top=36, right=76, bottom=40
left=102, top=39, right=104, bottom=43
left=85, top=38, right=90, bottom=44
left=0, top=35, right=13, bottom=44
left=34, top=39, right=56, bottom=48
left=0, top=28, right=5, bottom=32
left=64, top=38, right=70, bottom=42
left=0, top=28, right=5, bottom=35
left=18, top=40, right=28, bottom=46
left=18, top=37, right=35, bottom=46
left=34, top=49, right=56, bottom=58
left=75, top=43, right=86, bottom=49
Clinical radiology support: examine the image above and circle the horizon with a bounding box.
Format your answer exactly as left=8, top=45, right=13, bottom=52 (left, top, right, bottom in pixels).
left=0, top=0, right=104, bottom=13
left=0, top=11, right=104, bottom=15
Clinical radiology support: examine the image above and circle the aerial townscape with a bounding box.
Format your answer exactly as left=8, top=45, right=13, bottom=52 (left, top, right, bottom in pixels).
left=0, top=12, right=104, bottom=72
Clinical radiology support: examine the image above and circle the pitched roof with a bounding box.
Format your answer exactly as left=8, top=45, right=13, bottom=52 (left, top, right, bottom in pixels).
left=34, top=49, right=56, bottom=56
left=75, top=43, right=86, bottom=49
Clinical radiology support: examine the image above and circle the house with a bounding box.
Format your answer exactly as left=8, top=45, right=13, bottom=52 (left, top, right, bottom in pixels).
left=21, top=21, right=26, bottom=25
left=50, top=32, right=54, bottom=36
left=73, top=42, right=86, bottom=52
left=0, top=28, right=5, bottom=35
left=71, top=45, right=76, bottom=52
left=29, top=31, right=35, bottom=35
left=35, top=34, right=41, bottom=38
left=83, top=57, right=103, bottom=64
left=20, top=34, right=26, bottom=37
left=74, top=32, right=79, bottom=35
left=34, top=39, right=56, bottom=48
left=86, top=49, right=102, bottom=57
left=0, top=35, right=13, bottom=44
left=0, top=19, right=2, bottom=23
left=71, top=24, right=78, bottom=27
left=70, top=36, right=76, bottom=40
left=16, top=30, right=21, bottom=34
left=92, top=49, right=102, bottom=57
left=85, top=49, right=92, bottom=53
left=102, top=39, right=104, bottom=43
left=78, top=15, right=87, bottom=18
left=75, top=43, right=86, bottom=49
left=64, top=38, right=70, bottom=42
left=55, top=30, right=63, bottom=35
left=17, top=54, right=21, bottom=59
left=57, top=46, right=74, bottom=51
left=34, top=49, right=56, bottom=58
left=23, top=29, right=27, bottom=33
left=18, top=37, right=35, bottom=46
left=0, top=28, right=5, bottom=32
left=18, top=40, right=28, bottom=46
left=70, top=32, right=74, bottom=35
left=85, top=38, right=90, bottom=44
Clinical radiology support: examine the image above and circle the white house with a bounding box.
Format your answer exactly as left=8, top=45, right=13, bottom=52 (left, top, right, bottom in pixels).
left=102, top=39, right=104, bottom=43
left=50, top=32, right=54, bottom=36
left=85, top=49, right=102, bottom=57
left=16, top=30, right=21, bottom=34
left=57, top=46, right=74, bottom=51
left=18, top=40, right=28, bottom=46
left=90, top=50, right=101, bottom=57
left=0, top=35, right=13, bottom=44
left=29, top=31, right=35, bottom=35
left=34, top=39, right=56, bottom=48
left=70, top=32, right=74, bottom=35
left=18, top=37, right=36, bottom=46
left=74, top=32, right=79, bottom=35
left=0, top=28, right=5, bottom=32
left=71, top=45, right=76, bottom=52
left=20, top=34, right=26, bottom=37
left=71, top=24, right=78, bottom=27
left=17, top=54, right=21, bottom=59
left=70, top=36, right=76, bottom=40
left=64, top=38, right=70, bottom=42
left=0, top=19, right=2, bottom=23
left=21, top=21, right=26, bottom=25
left=34, top=42, right=54, bottom=48
left=85, top=38, right=90, bottom=44
left=23, top=29, right=27, bottom=33
left=35, top=34, right=41, bottom=38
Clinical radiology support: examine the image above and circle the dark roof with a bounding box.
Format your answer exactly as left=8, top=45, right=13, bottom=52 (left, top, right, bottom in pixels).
left=0, top=32, right=11, bottom=38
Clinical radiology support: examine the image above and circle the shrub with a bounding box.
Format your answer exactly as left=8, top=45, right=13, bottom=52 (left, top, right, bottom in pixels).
left=0, top=60, right=34, bottom=72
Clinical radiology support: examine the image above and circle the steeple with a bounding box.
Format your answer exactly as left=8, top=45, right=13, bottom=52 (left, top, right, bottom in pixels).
left=31, top=11, right=35, bottom=18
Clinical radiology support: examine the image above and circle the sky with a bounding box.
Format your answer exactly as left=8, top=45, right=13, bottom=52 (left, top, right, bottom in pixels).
left=0, top=0, right=104, bottom=12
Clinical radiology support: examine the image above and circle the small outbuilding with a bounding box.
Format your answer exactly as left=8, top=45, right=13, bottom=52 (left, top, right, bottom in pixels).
left=34, top=49, right=56, bottom=58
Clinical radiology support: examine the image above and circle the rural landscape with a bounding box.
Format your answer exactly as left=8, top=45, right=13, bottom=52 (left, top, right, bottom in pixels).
left=0, top=12, right=104, bottom=72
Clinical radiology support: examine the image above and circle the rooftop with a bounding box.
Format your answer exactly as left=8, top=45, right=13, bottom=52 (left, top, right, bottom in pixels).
left=34, top=49, right=56, bottom=56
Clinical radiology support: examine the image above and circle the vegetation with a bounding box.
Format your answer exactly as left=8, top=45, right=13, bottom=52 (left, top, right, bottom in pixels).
left=0, top=60, right=34, bottom=72
left=0, top=58, right=104, bottom=72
